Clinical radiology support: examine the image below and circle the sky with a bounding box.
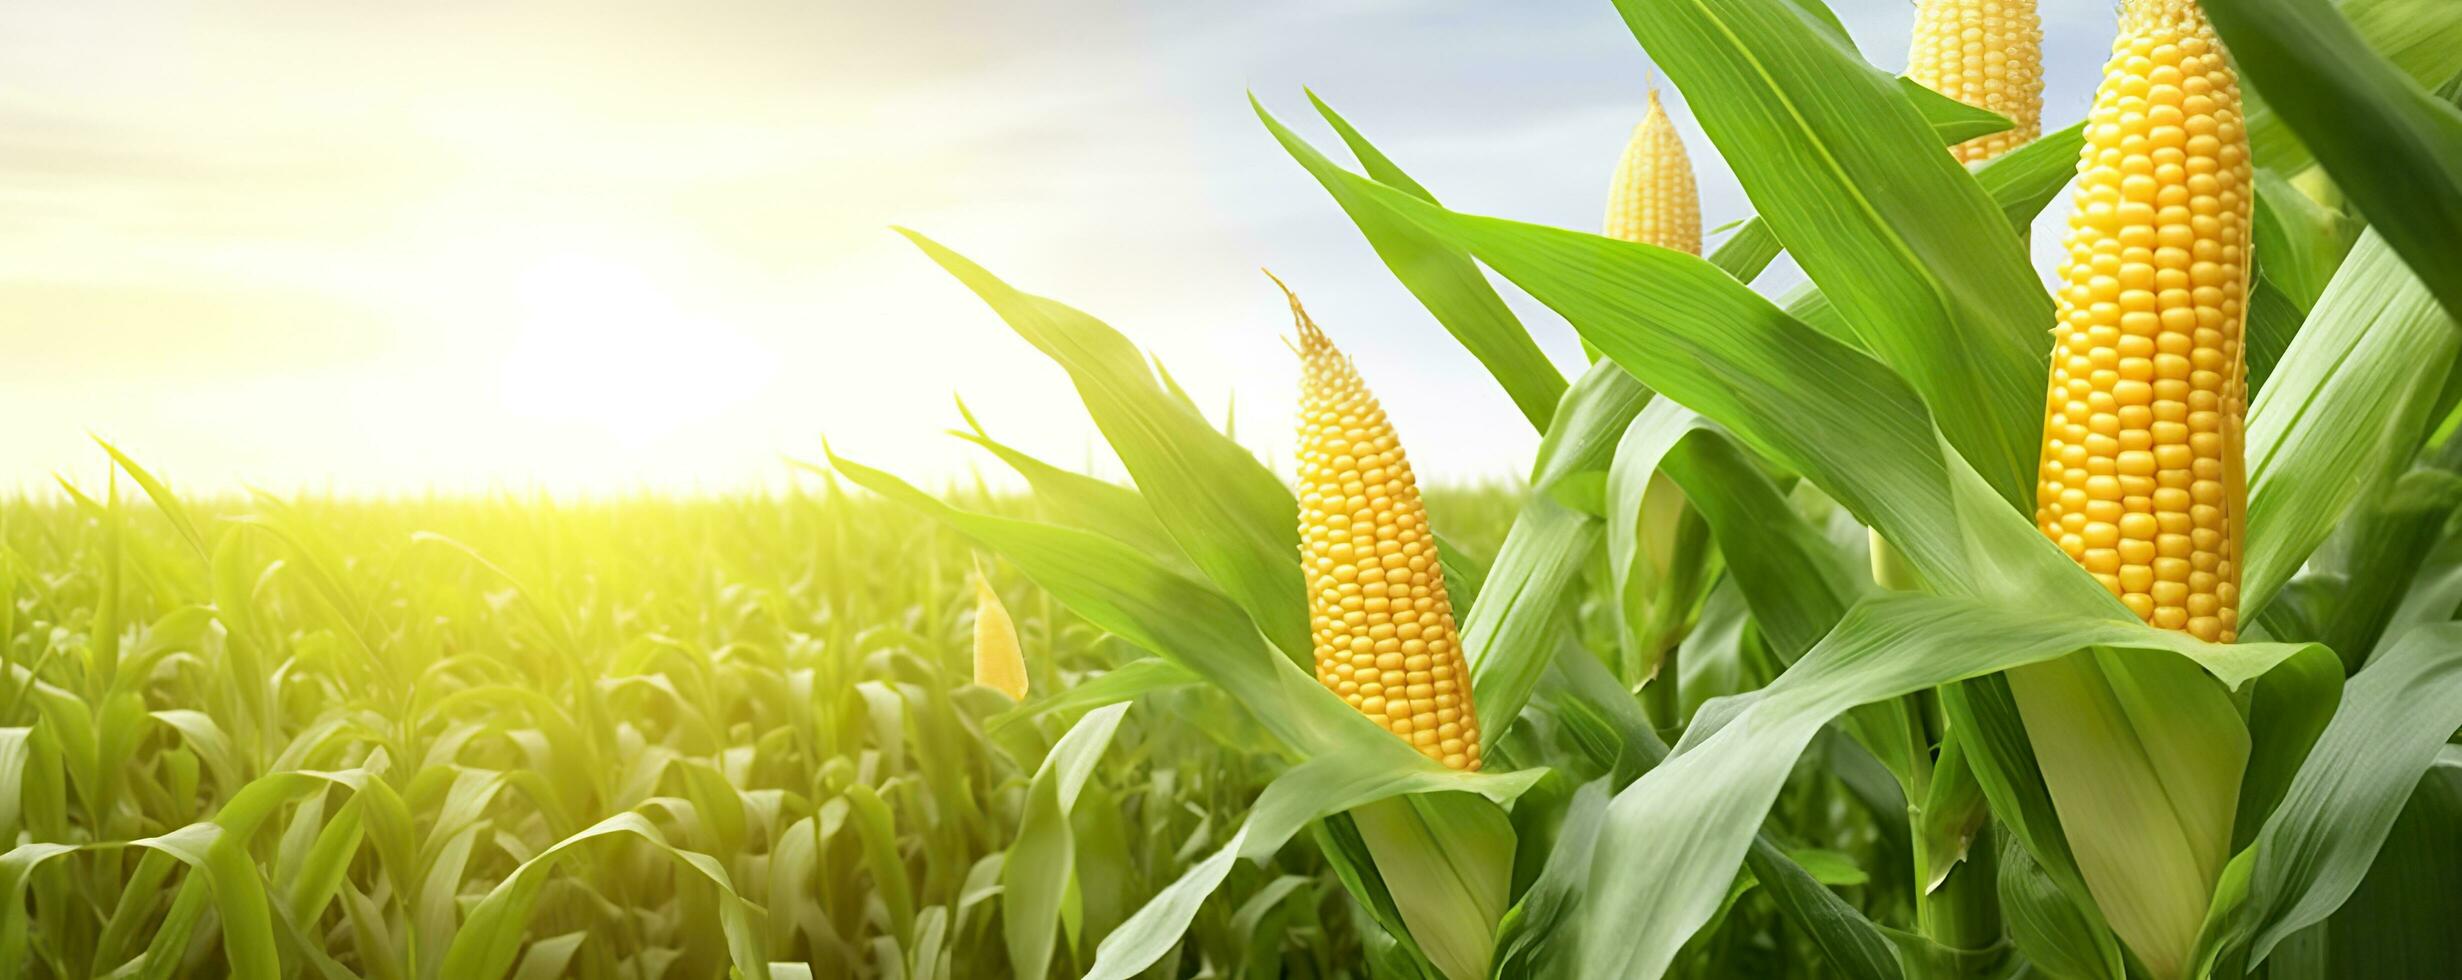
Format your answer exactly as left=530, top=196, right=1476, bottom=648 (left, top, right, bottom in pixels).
left=3, top=0, right=2122, bottom=497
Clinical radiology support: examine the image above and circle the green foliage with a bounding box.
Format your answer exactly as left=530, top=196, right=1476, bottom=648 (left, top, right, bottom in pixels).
left=0, top=482, right=1440, bottom=977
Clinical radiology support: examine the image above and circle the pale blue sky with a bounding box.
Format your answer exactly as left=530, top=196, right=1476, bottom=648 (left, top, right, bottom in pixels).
left=3, top=1, right=2121, bottom=494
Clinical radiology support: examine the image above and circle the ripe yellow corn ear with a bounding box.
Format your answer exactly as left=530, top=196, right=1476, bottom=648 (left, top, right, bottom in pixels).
left=1602, top=86, right=1701, bottom=690
left=2034, top=0, right=2250, bottom=644
left=972, top=558, right=1028, bottom=700
left=1604, top=88, right=1702, bottom=255
left=1907, top=0, right=2045, bottom=163
left=1279, top=274, right=1482, bottom=771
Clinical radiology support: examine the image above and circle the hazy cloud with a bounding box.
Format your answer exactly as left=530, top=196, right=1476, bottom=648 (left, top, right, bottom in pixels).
left=2, top=0, right=2123, bottom=495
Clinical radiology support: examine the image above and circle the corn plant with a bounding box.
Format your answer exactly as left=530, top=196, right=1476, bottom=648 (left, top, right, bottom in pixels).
left=838, top=0, right=2462, bottom=977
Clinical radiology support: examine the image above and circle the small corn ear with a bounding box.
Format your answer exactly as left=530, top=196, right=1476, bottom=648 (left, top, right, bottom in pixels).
left=1281, top=275, right=1481, bottom=772
left=1907, top=0, right=2045, bottom=164
left=2034, top=0, right=2250, bottom=644
left=1602, top=87, right=1702, bottom=685
left=1604, top=89, right=1703, bottom=255
left=972, top=558, right=1029, bottom=700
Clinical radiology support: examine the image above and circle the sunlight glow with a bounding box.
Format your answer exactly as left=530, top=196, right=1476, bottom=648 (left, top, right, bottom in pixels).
left=496, top=252, right=773, bottom=450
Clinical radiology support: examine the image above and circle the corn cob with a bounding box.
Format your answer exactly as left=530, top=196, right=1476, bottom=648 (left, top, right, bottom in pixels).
left=2034, top=0, right=2249, bottom=643
left=1907, top=0, right=2045, bottom=164
left=971, top=558, right=1028, bottom=700
left=1281, top=275, right=1481, bottom=771
left=1603, top=86, right=1700, bottom=696
left=1604, top=88, right=1702, bottom=254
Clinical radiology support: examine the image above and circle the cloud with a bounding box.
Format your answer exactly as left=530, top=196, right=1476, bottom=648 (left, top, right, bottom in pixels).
left=1, top=0, right=2119, bottom=494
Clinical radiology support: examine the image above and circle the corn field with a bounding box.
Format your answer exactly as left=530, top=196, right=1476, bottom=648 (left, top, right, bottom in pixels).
left=9, top=0, right=2462, bottom=977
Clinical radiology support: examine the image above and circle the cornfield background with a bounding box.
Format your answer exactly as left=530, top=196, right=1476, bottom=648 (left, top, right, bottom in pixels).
left=0, top=481, right=1524, bottom=979
left=10, top=0, right=2462, bottom=977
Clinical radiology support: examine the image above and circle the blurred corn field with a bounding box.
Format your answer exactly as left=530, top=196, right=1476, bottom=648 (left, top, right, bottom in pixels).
left=0, top=483, right=1490, bottom=978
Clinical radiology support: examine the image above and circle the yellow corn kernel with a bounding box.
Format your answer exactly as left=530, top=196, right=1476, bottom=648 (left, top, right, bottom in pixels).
left=2035, top=0, right=2248, bottom=644
left=1279, top=274, right=1481, bottom=771
left=1604, top=88, right=1702, bottom=255
left=1907, top=0, right=2045, bottom=163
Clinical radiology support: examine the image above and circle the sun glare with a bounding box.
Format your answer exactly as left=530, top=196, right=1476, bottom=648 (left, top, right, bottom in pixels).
left=495, top=251, right=772, bottom=452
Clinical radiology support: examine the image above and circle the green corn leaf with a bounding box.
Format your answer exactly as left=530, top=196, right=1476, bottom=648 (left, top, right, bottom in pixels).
left=509, top=932, right=587, bottom=980
left=416, top=823, right=483, bottom=974
left=2206, top=0, right=2462, bottom=321
left=1456, top=365, right=1629, bottom=736
left=895, top=230, right=1311, bottom=665
left=1350, top=793, right=1515, bottom=980
left=2302, top=455, right=2462, bottom=666
left=1996, top=832, right=2126, bottom=980
left=0, top=843, right=83, bottom=977
left=1975, top=120, right=2087, bottom=230
left=2246, top=277, right=2305, bottom=397
left=1914, top=738, right=1991, bottom=895
left=991, top=658, right=1199, bottom=732
left=110, top=768, right=388, bottom=980
left=2232, top=647, right=2347, bottom=852
left=1003, top=702, right=1131, bottom=979
left=2244, top=0, right=2462, bottom=173
left=148, top=710, right=241, bottom=801
left=1229, top=875, right=1314, bottom=973
left=0, top=730, right=27, bottom=846
left=285, top=794, right=368, bottom=928
left=1896, top=76, right=2013, bottom=146
left=2252, top=169, right=2359, bottom=313
left=1392, top=198, right=1974, bottom=588
left=1513, top=638, right=1906, bottom=980
left=1610, top=0, right=2051, bottom=508
left=1613, top=400, right=1863, bottom=664
left=1561, top=592, right=2316, bottom=979
left=95, top=849, right=185, bottom=975
left=1080, top=755, right=1540, bottom=980
left=440, top=811, right=765, bottom=979
left=92, top=438, right=208, bottom=566
left=1777, top=117, right=2091, bottom=348
left=2294, top=753, right=2462, bottom=976
left=1271, top=93, right=1566, bottom=432
left=678, top=760, right=751, bottom=858
left=2206, top=621, right=2462, bottom=970
left=1744, top=836, right=1904, bottom=980
left=2373, top=530, right=2462, bottom=661
left=945, top=397, right=1181, bottom=563
left=1313, top=811, right=1441, bottom=976
left=826, top=450, right=1366, bottom=760
left=1609, top=402, right=1923, bottom=786
left=2243, top=232, right=2461, bottom=618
